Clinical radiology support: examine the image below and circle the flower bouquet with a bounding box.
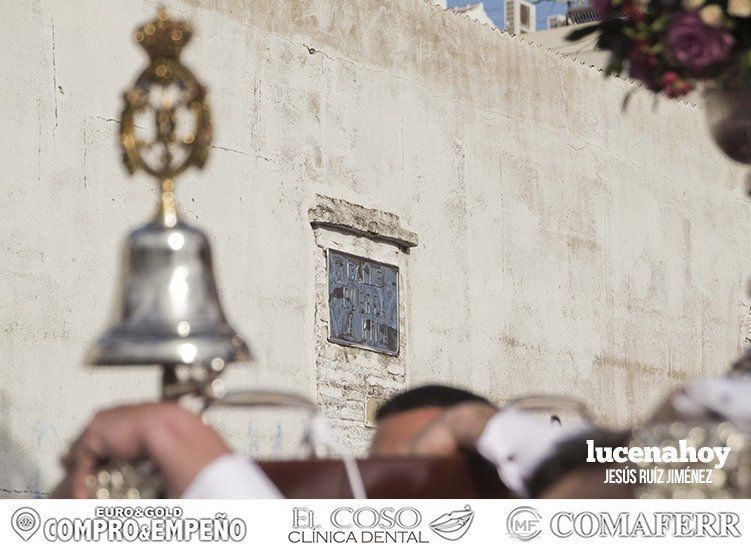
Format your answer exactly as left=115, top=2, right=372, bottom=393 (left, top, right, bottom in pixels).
left=567, top=0, right=750, bottom=98
left=568, top=0, right=751, bottom=161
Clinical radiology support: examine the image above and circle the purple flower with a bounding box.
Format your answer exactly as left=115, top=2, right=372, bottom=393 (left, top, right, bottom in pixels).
left=666, top=12, right=734, bottom=74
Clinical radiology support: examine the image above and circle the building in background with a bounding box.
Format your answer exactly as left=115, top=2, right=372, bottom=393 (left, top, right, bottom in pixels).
left=448, top=0, right=567, bottom=31
left=524, top=22, right=607, bottom=67
left=446, top=0, right=607, bottom=67
left=449, top=2, right=496, bottom=26
left=448, top=0, right=536, bottom=34
left=504, top=0, right=537, bottom=34
left=547, top=13, right=567, bottom=28
left=523, top=1, right=622, bottom=69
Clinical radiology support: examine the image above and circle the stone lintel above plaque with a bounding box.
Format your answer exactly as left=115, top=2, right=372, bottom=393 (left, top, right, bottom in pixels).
left=308, top=194, right=418, bottom=251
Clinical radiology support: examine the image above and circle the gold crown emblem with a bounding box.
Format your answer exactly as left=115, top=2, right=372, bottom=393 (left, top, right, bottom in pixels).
left=134, top=8, right=192, bottom=58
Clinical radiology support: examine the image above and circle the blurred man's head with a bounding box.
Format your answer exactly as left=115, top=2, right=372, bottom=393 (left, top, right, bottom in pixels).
left=370, top=385, right=493, bottom=456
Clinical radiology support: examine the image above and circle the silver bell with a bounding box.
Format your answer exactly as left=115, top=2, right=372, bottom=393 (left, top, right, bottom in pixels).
left=87, top=218, right=249, bottom=369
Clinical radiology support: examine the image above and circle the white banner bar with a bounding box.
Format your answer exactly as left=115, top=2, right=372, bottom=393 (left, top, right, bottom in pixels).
left=0, top=499, right=748, bottom=543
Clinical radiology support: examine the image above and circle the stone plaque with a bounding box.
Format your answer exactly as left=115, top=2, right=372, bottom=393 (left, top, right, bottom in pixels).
left=327, top=250, right=399, bottom=355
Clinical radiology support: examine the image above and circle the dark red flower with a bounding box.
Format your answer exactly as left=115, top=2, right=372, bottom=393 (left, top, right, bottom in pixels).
left=661, top=71, right=679, bottom=86
left=623, top=3, right=646, bottom=22
left=659, top=71, right=693, bottom=97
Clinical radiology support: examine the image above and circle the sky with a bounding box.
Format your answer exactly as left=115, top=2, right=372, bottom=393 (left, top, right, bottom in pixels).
left=446, top=0, right=569, bottom=31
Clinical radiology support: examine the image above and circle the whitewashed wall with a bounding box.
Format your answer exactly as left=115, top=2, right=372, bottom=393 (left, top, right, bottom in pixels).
left=1, top=0, right=749, bottom=496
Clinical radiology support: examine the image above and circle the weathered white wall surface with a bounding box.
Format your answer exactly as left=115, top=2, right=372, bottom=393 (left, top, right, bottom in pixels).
left=1, top=0, right=750, bottom=496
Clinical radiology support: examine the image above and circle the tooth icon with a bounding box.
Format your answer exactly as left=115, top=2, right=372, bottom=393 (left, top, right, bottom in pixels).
left=429, top=505, right=475, bottom=541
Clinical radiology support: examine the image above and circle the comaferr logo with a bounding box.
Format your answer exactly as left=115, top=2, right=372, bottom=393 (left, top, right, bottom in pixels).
left=506, top=509, right=742, bottom=540
left=506, top=507, right=542, bottom=542
left=550, top=511, right=741, bottom=538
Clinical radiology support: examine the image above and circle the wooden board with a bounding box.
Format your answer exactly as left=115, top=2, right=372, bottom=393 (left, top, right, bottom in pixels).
left=259, top=455, right=510, bottom=499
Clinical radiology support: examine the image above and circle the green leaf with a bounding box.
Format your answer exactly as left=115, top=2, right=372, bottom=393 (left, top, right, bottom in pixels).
left=605, top=56, right=625, bottom=76
left=650, top=16, right=669, bottom=32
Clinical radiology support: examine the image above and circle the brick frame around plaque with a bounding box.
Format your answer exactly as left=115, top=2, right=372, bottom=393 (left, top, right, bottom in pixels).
left=308, top=194, right=417, bottom=455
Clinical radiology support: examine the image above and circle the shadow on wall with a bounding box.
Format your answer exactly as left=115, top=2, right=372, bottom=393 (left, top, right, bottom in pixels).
left=0, top=393, right=45, bottom=498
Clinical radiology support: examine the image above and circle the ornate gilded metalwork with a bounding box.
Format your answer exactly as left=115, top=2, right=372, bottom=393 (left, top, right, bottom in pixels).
left=85, top=9, right=326, bottom=499
left=119, top=8, right=211, bottom=227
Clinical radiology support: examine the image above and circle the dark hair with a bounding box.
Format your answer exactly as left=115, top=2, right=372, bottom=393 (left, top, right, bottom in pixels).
left=375, top=384, right=494, bottom=421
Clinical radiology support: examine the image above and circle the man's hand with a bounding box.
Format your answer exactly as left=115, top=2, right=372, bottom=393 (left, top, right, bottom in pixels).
left=52, top=403, right=231, bottom=498
left=405, top=401, right=498, bottom=456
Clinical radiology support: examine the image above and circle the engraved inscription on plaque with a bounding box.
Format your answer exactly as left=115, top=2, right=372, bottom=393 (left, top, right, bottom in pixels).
left=327, top=250, right=399, bottom=355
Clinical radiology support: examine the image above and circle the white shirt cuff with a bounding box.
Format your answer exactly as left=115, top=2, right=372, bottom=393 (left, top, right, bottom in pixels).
left=181, top=454, right=283, bottom=499
left=476, top=408, right=591, bottom=497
